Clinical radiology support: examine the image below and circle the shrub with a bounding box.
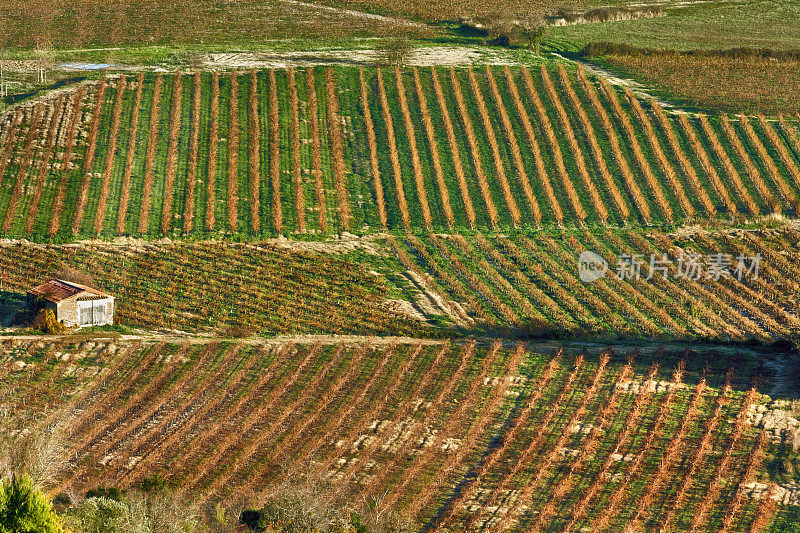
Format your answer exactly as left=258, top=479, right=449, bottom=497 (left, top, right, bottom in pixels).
left=51, top=493, right=71, bottom=511
left=32, top=309, right=65, bottom=335
left=581, top=41, right=800, bottom=61
left=64, top=491, right=198, bottom=533
left=0, top=474, right=68, bottom=533
left=64, top=497, right=128, bottom=533
left=138, top=475, right=171, bottom=494
left=377, top=37, right=412, bottom=66
left=85, top=486, right=123, bottom=502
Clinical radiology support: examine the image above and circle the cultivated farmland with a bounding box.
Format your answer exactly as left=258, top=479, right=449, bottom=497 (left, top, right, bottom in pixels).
left=2, top=31, right=800, bottom=533
left=0, top=240, right=425, bottom=337
left=3, top=226, right=800, bottom=344
left=381, top=227, right=800, bottom=342
left=3, top=65, right=800, bottom=238
left=1, top=337, right=792, bottom=531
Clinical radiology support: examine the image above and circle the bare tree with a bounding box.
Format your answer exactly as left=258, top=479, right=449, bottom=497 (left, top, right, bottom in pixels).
left=34, top=40, right=55, bottom=84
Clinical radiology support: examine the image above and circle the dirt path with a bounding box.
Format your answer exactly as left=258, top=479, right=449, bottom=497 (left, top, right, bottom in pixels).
left=278, top=0, right=428, bottom=28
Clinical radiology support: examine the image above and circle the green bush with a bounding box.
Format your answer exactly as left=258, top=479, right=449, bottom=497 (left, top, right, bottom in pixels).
left=85, top=487, right=123, bottom=502
left=32, top=309, right=65, bottom=334
left=0, top=474, right=68, bottom=533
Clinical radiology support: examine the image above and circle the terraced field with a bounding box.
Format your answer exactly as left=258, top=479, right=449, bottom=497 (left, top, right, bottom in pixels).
left=1, top=337, right=791, bottom=531
left=2, top=225, right=800, bottom=343
left=2, top=64, right=800, bottom=238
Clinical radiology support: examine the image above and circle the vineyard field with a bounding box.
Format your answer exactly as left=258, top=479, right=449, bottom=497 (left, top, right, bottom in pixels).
left=2, top=226, right=800, bottom=344
left=377, top=227, right=800, bottom=343
left=3, top=66, right=800, bottom=238
left=0, top=241, right=426, bottom=337
left=1, top=337, right=790, bottom=531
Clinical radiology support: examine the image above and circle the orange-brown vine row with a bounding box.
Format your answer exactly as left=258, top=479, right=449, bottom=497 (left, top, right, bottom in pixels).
left=468, top=66, right=521, bottom=225
left=430, top=67, right=477, bottom=227
left=376, top=68, right=411, bottom=230
left=306, top=68, right=327, bottom=231
left=325, top=67, right=352, bottom=230
left=205, top=71, right=219, bottom=231
left=93, top=77, right=127, bottom=234
left=72, top=79, right=107, bottom=234
left=227, top=72, right=239, bottom=232
left=360, top=69, right=388, bottom=229
left=395, top=67, right=433, bottom=227
left=413, top=66, right=455, bottom=227
left=49, top=87, right=85, bottom=236
left=288, top=68, right=305, bottom=233
left=523, top=66, right=586, bottom=222
left=541, top=65, right=607, bottom=222
left=451, top=67, right=500, bottom=227
left=161, top=73, right=182, bottom=234
left=184, top=72, right=201, bottom=233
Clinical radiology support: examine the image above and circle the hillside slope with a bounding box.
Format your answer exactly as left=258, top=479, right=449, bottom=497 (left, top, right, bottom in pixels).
left=2, top=65, right=800, bottom=238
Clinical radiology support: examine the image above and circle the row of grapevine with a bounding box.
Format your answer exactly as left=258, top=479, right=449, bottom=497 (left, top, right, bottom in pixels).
left=542, top=66, right=607, bottom=222
left=2, top=103, right=44, bottom=233
left=24, top=96, right=66, bottom=234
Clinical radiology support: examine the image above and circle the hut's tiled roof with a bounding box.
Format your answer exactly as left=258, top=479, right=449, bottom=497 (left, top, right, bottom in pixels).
left=27, top=279, right=112, bottom=303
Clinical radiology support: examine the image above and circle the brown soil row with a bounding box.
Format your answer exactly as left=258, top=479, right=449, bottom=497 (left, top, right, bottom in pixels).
left=26, top=95, right=67, bottom=234
left=359, top=69, right=387, bottom=229
left=325, top=67, right=351, bottom=230
left=430, top=67, right=476, bottom=228
left=3, top=104, right=44, bottom=233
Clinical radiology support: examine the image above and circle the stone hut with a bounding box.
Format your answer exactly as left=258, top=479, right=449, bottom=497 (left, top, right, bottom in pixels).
left=27, top=279, right=114, bottom=328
